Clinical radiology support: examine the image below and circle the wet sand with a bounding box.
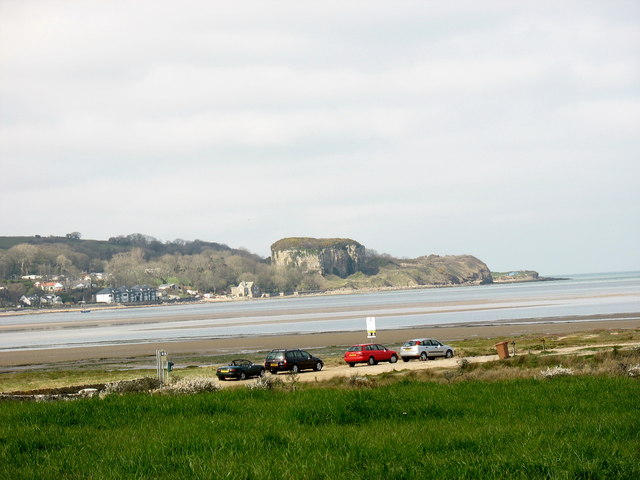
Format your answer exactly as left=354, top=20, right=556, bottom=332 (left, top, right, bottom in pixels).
left=1, top=314, right=638, bottom=368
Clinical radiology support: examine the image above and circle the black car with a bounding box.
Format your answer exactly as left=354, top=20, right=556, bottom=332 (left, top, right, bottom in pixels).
left=216, top=359, right=265, bottom=380
left=265, top=349, right=323, bottom=374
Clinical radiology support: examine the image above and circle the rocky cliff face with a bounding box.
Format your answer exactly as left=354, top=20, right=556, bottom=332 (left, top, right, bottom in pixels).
left=271, top=238, right=365, bottom=278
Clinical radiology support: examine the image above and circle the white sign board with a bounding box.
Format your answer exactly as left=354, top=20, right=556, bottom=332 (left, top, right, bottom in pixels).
left=366, top=316, right=376, bottom=338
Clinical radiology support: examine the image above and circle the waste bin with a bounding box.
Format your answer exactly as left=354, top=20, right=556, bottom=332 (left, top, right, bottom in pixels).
left=495, top=341, right=510, bottom=359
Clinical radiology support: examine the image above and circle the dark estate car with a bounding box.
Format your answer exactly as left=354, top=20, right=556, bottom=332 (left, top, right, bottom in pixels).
left=265, top=349, right=324, bottom=374
left=216, top=359, right=265, bottom=380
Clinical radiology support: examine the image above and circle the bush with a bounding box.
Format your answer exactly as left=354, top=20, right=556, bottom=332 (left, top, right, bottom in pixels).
left=247, top=375, right=282, bottom=390
left=625, top=364, right=640, bottom=378
left=344, top=374, right=375, bottom=388
left=103, top=377, right=161, bottom=394
left=165, top=376, right=220, bottom=394
left=540, top=366, right=574, bottom=379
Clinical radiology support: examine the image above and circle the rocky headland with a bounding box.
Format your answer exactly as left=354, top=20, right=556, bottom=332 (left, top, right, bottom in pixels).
left=271, top=237, right=495, bottom=289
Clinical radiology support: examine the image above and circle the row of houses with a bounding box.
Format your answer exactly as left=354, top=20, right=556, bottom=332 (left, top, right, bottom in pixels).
left=19, top=294, right=63, bottom=306
left=95, top=286, right=158, bottom=304
left=17, top=281, right=263, bottom=307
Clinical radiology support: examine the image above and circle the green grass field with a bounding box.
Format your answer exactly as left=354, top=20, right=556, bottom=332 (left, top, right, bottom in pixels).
left=2, top=376, right=638, bottom=479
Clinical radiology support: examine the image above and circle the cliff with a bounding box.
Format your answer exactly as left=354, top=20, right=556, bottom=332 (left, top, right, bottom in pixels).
left=271, top=238, right=365, bottom=278
left=395, top=254, right=493, bottom=285
left=271, top=237, right=493, bottom=288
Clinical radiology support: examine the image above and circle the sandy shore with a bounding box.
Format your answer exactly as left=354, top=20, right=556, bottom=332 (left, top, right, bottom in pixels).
left=1, top=314, right=638, bottom=368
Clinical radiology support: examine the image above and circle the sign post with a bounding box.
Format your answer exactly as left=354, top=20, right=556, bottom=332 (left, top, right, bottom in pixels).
left=156, top=349, right=168, bottom=385
left=366, top=316, right=376, bottom=339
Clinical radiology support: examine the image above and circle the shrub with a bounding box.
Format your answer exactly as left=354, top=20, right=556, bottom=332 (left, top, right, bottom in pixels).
left=345, top=374, right=375, bottom=388
left=103, top=377, right=160, bottom=395
left=457, top=358, right=470, bottom=372
left=165, top=376, right=220, bottom=394
left=247, top=375, right=282, bottom=390
left=625, top=364, right=640, bottom=378
left=540, top=366, right=574, bottom=379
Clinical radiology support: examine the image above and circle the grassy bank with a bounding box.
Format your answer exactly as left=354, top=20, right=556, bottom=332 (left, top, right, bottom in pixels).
left=1, top=376, right=638, bottom=479
left=2, top=327, right=639, bottom=393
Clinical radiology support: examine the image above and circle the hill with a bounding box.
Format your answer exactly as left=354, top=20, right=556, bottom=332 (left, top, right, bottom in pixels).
left=0, top=233, right=538, bottom=307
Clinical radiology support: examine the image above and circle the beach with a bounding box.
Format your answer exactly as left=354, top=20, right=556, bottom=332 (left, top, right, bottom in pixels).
left=1, top=313, right=638, bottom=368
left=2, top=272, right=639, bottom=368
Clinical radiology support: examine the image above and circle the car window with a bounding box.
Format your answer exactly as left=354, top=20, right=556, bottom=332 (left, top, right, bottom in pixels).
left=266, top=352, right=284, bottom=361
left=347, top=346, right=362, bottom=352
left=301, top=351, right=311, bottom=359
left=377, top=345, right=385, bottom=350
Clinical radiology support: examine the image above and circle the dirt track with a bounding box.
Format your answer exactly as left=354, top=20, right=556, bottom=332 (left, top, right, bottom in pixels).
left=215, top=341, right=640, bottom=387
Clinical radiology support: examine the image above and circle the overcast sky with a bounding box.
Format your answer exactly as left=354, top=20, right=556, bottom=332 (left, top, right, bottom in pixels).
left=1, top=1, right=639, bottom=275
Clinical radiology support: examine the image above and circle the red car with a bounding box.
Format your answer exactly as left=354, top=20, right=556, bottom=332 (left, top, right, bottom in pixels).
left=344, top=343, right=399, bottom=367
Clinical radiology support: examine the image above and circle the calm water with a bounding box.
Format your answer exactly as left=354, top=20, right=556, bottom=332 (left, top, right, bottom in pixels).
left=1, top=271, right=638, bottom=352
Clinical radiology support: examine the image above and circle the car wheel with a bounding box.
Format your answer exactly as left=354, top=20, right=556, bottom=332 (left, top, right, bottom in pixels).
left=446, top=350, right=454, bottom=358
left=420, top=352, right=428, bottom=361
left=218, top=376, right=225, bottom=381
left=240, top=371, right=246, bottom=380
left=348, top=362, right=355, bottom=367
left=402, top=357, right=410, bottom=362
left=389, top=354, right=398, bottom=363
left=292, top=364, right=300, bottom=373
left=270, top=370, right=278, bottom=375
left=368, top=356, right=377, bottom=365
left=314, top=361, right=323, bottom=371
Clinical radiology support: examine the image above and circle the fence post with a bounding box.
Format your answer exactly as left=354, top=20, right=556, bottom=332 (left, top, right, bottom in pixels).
left=156, top=349, right=167, bottom=385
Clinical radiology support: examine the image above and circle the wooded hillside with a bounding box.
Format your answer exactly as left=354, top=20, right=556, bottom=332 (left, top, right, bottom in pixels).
left=0, top=233, right=499, bottom=306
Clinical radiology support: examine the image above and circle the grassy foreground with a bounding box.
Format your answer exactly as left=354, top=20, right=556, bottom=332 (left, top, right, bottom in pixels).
left=1, top=377, right=639, bottom=479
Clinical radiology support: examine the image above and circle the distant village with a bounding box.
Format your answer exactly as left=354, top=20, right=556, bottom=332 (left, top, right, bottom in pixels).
left=12, top=273, right=264, bottom=309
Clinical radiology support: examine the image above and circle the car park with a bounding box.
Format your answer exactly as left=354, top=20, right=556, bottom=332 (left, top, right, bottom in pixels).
left=216, top=359, right=265, bottom=380
left=265, top=349, right=324, bottom=374
left=400, top=338, right=455, bottom=361
left=344, top=343, right=398, bottom=367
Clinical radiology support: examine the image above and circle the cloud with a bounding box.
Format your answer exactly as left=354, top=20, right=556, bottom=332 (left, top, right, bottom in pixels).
left=1, top=0, right=639, bottom=273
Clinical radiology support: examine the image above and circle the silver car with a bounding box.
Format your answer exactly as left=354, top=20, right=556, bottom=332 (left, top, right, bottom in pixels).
left=400, top=338, right=454, bottom=361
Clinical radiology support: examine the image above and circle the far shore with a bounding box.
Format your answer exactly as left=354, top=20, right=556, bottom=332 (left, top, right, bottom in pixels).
left=0, top=276, right=570, bottom=318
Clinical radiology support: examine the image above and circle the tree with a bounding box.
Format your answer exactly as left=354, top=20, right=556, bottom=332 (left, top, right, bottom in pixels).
left=105, top=248, right=148, bottom=286
left=56, top=254, right=73, bottom=275
left=7, top=244, right=39, bottom=276
left=66, top=232, right=81, bottom=240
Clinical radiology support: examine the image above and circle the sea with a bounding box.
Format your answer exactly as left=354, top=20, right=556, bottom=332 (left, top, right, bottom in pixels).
left=1, top=271, right=638, bottom=353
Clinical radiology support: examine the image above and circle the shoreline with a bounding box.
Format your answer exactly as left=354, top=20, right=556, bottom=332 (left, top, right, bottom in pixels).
left=1, top=315, right=638, bottom=368
left=0, top=277, right=571, bottom=318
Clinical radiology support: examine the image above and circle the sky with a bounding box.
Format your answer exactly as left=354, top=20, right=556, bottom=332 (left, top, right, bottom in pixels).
left=1, top=1, right=639, bottom=276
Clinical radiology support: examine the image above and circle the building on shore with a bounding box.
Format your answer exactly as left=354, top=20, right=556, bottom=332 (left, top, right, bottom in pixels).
left=95, top=285, right=158, bottom=304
